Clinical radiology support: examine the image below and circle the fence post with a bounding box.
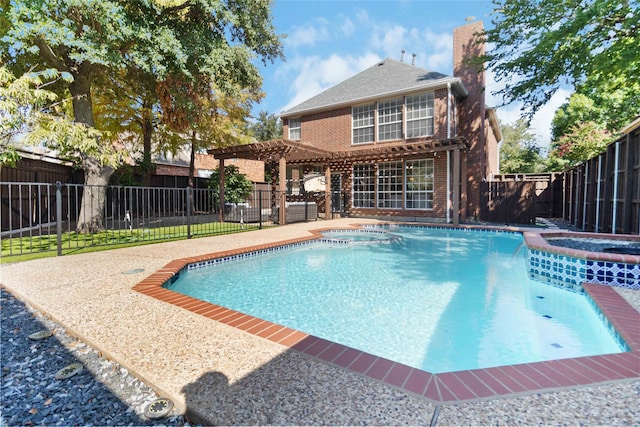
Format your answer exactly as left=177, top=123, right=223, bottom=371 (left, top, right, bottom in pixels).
left=56, top=181, right=62, bottom=256
left=186, top=186, right=192, bottom=239
left=259, top=190, right=263, bottom=229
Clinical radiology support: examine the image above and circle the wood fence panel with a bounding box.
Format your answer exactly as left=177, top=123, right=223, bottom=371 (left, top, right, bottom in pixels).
left=562, top=125, right=639, bottom=235
left=482, top=181, right=536, bottom=225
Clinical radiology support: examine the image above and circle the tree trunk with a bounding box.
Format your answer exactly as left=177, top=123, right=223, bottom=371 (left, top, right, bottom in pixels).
left=188, top=131, right=196, bottom=214
left=70, top=71, right=114, bottom=233
left=76, top=156, right=114, bottom=233
left=141, top=110, right=153, bottom=187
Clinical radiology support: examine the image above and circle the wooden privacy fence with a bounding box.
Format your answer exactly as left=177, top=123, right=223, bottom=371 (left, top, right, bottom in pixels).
left=482, top=181, right=537, bottom=225
left=564, top=123, right=640, bottom=235
left=483, top=119, right=639, bottom=233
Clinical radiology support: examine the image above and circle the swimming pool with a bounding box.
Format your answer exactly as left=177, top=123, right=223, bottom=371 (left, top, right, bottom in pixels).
left=165, top=226, right=624, bottom=373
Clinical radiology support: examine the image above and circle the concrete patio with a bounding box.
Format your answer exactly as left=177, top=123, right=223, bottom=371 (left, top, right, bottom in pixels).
left=2, top=218, right=639, bottom=425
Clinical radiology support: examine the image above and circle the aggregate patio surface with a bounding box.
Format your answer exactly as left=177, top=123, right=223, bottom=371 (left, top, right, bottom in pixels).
left=1, top=218, right=639, bottom=425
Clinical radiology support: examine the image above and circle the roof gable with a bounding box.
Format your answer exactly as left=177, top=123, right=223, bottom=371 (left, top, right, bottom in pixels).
left=281, top=58, right=465, bottom=117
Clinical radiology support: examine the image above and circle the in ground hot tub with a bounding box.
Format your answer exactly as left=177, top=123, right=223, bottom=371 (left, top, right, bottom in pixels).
left=523, top=231, right=640, bottom=291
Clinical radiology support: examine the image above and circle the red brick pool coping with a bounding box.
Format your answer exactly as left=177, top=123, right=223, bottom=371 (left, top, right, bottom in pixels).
left=133, top=227, right=640, bottom=403
left=523, top=230, right=640, bottom=264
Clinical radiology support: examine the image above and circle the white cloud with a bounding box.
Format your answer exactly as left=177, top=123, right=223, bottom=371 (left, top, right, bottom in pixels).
left=340, top=16, right=355, bottom=37
left=368, top=24, right=452, bottom=71
left=276, top=53, right=382, bottom=113
left=287, top=24, right=330, bottom=47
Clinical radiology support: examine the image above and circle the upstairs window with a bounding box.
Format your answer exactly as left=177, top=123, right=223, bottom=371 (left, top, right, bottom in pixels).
left=352, top=104, right=374, bottom=144
left=288, top=118, right=301, bottom=140
left=378, top=98, right=403, bottom=141
left=406, top=93, right=434, bottom=138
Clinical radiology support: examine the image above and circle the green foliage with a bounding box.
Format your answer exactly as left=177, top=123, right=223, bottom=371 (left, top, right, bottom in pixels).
left=480, top=0, right=639, bottom=118
left=551, top=94, right=601, bottom=141
left=2, top=0, right=284, bottom=156
left=548, top=121, right=612, bottom=169
left=251, top=110, right=283, bottom=141
left=499, top=119, right=545, bottom=173
left=2, top=0, right=283, bottom=230
left=0, top=66, right=108, bottom=166
left=208, top=165, right=253, bottom=204
left=552, top=79, right=640, bottom=141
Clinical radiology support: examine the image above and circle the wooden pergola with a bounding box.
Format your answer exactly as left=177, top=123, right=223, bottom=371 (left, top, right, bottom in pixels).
left=209, top=137, right=469, bottom=225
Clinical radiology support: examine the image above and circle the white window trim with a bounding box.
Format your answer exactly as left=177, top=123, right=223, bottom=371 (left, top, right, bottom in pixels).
left=404, top=158, right=434, bottom=210
left=351, top=104, right=375, bottom=145
left=288, top=118, right=301, bottom=140
left=377, top=98, right=403, bottom=141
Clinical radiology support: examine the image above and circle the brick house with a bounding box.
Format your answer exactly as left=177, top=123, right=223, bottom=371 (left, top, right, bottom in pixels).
left=211, top=21, right=501, bottom=224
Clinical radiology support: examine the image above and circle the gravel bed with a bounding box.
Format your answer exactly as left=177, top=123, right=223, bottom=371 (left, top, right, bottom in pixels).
left=0, top=288, right=190, bottom=427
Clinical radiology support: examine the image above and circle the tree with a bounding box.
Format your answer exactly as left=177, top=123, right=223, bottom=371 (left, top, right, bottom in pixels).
left=208, top=165, right=253, bottom=205
left=251, top=111, right=282, bottom=141
left=552, top=78, right=640, bottom=141
left=0, top=67, right=104, bottom=166
left=93, top=67, right=163, bottom=186
left=499, top=119, right=545, bottom=173
left=3, top=0, right=283, bottom=232
left=480, top=0, right=639, bottom=118
left=157, top=75, right=260, bottom=189
left=548, top=121, right=612, bottom=169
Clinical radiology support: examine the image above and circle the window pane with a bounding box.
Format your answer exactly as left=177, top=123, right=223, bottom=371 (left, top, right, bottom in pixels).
left=405, top=158, right=434, bottom=209
left=352, top=163, right=375, bottom=208
left=377, top=161, right=403, bottom=209
left=378, top=99, right=402, bottom=140
left=352, top=104, right=374, bottom=144
left=406, top=93, right=434, bottom=138
left=289, top=118, right=301, bottom=140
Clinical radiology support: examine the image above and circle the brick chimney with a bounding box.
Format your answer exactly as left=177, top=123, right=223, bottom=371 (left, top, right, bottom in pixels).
left=453, top=20, right=486, bottom=220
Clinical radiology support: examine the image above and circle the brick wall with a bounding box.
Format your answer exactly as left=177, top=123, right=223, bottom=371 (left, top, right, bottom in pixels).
left=454, top=20, right=486, bottom=219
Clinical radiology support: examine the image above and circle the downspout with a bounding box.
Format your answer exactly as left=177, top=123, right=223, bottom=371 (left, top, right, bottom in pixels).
left=447, top=150, right=451, bottom=223
left=611, top=141, right=620, bottom=234
left=447, top=83, right=452, bottom=139
left=595, top=156, right=602, bottom=233
left=446, top=82, right=452, bottom=223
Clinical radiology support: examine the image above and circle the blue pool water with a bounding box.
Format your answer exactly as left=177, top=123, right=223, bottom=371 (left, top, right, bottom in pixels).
left=166, top=227, right=624, bottom=373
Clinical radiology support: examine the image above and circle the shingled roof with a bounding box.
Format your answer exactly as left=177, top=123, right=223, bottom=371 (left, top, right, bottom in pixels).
left=280, top=58, right=467, bottom=118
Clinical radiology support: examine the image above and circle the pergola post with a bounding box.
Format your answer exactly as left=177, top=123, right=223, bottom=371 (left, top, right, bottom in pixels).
left=324, top=163, right=332, bottom=219
left=279, top=155, right=287, bottom=225
left=460, top=148, right=468, bottom=222
left=218, top=158, right=225, bottom=222
left=453, top=148, right=460, bottom=226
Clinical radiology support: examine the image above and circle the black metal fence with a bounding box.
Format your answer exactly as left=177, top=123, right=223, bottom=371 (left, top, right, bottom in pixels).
left=1, top=182, right=321, bottom=258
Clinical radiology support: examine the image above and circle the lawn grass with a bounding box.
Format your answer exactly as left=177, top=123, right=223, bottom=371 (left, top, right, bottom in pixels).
left=1, top=221, right=262, bottom=263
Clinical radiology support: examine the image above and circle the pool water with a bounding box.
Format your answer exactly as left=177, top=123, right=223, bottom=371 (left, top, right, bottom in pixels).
left=166, top=227, right=624, bottom=373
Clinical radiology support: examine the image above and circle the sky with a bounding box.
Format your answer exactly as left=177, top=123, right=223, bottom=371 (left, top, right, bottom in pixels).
left=253, top=0, right=573, bottom=149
